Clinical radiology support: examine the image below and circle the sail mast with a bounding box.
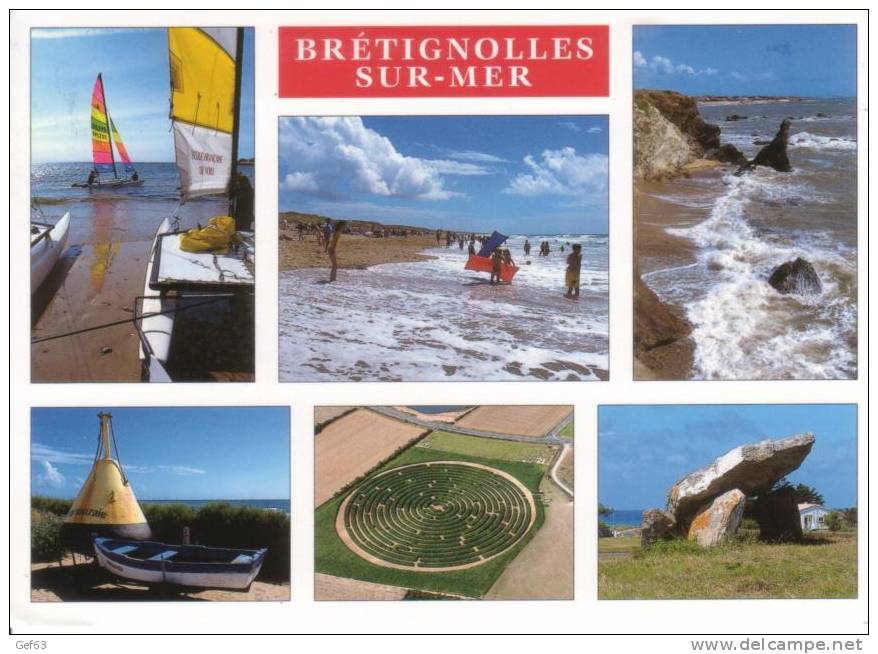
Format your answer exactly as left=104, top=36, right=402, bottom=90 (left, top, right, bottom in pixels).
left=228, top=27, right=243, bottom=214
left=98, top=73, right=119, bottom=179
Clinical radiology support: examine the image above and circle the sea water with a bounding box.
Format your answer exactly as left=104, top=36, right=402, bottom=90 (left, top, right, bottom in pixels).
left=279, top=234, right=609, bottom=381
left=645, top=98, right=857, bottom=380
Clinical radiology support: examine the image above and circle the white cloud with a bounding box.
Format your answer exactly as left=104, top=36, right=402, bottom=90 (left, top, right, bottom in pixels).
left=434, top=148, right=508, bottom=163
left=158, top=465, right=206, bottom=476
left=558, top=121, right=581, bottom=133
left=279, top=117, right=468, bottom=200
left=37, top=461, right=65, bottom=488
left=504, top=147, right=608, bottom=199
left=635, top=51, right=718, bottom=77
left=281, top=172, right=319, bottom=193
left=31, top=443, right=92, bottom=466
left=587, top=126, right=602, bottom=134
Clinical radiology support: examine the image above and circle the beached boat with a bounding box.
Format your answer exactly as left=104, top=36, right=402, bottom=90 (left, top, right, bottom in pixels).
left=464, top=230, right=520, bottom=283
left=72, top=73, right=142, bottom=189
left=93, top=537, right=267, bottom=591
left=31, top=212, right=70, bottom=292
left=135, top=27, right=254, bottom=382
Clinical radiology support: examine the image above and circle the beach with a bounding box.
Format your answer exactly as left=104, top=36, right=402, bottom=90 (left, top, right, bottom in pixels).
left=279, top=228, right=609, bottom=382
left=31, top=557, right=289, bottom=602
left=31, top=162, right=252, bottom=382
left=635, top=98, right=857, bottom=380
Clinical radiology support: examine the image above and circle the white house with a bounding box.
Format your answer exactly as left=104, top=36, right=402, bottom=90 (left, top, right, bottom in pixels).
left=798, top=503, right=831, bottom=531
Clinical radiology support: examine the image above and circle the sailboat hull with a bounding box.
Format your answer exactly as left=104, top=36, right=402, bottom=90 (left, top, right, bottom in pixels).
left=31, top=212, right=70, bottom=292
left=72, top=179, right=144, bottom=189
left=140, top=218, right=175, bottom=378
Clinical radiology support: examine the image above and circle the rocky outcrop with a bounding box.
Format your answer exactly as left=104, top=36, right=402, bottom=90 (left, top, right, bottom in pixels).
left=768, top=257, right=822, bottom=296
left=687, top=489, right=746, bottom=547
left=634, top=96, right=693, bottom=180
left=737, top=118, right=793, bottom=174
left=633, top=274, right=692, bottom=355
left=667, top=433, right=815, bottom=530
left=751, top=487, right=804, bottom=542
left=641, top=509, right=677, bottom=546
left=634, top=90, right=749, bottom=181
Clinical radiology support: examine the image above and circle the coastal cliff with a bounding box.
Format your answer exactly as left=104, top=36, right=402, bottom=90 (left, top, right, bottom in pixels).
left=634, top=90, right=745, bottom=181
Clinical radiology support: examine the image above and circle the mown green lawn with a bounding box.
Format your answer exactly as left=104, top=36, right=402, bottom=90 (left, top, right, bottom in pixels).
left=315, top=445, right=547, bottom=598
left=416, top=430, right=555, bottom=464
left=598, top=532, right=857, bottom=599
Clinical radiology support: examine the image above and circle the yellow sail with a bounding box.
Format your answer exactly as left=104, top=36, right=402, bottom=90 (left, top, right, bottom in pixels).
left=168, top=27, right=239, bottom=200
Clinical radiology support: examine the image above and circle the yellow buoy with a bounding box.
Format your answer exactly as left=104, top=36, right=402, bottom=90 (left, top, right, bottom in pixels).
left=61, top=412, right=151, bottom=553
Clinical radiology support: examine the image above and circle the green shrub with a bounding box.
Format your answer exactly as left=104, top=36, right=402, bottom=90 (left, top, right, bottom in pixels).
left=598, top=521, right=613, bottom=537
left=31, top=496, right=72, bottom=516
left=31, top=510, right=65, bottom=562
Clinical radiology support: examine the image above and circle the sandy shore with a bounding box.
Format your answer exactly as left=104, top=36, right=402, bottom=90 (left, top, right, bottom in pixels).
left=31, top=557, right=289, bottom=601
left=279, top=229, right=439, bottom=271
left=633, top=167, right=725, bottom=379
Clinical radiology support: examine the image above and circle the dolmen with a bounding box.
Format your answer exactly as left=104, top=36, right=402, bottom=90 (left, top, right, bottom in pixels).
left=641, top=433, right=815, bottom=548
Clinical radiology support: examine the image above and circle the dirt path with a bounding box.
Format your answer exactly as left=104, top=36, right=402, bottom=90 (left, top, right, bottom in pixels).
left=483, top=479, right=574, bottom=600
left=315, top=408, right=427, bottom=507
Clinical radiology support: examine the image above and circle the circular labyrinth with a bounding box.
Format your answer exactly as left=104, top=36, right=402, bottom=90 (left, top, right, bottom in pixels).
left=336, top=461, right=536, bottom=571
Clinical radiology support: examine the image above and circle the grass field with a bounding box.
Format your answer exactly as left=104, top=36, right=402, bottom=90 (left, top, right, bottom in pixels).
left=598, top=531, right=857, bottom=599
left=315, top=444, right=547, bottom=598
left=558, top=421, right=574, bottom=441
left=416, top=431, right=555, bottom=464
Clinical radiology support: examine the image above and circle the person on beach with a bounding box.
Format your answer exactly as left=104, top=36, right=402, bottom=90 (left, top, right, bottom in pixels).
left=436, top=230, right=442, bottom=245
left=86, top=169, right=98, bottom=186
left=524, top=239, right=531, bottom=256
left=131, top=170, right=139, bottom=182
left=503, top=249, right=515, bottom=267
left=490, top=248, right=504, bottom=285
left=565, top=243, right=582, bottom=299
left=328, top=220, right=347, bottom=283
left=321, top=220, right=333, bottom=253
left=468, top=242, right=476, bottom=256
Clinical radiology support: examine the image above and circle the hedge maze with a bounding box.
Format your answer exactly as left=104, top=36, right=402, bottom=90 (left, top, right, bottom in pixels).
left=338, top=461, right=536, bottom=571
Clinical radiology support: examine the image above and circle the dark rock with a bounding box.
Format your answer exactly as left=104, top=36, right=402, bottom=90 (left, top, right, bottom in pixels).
left=725, top=114, right=747, bottom=121
left=737, top=119, right=793, bottom=174
left=768, top=257, right=822, bottom=295
left=641, top=509, right=677, bottom=546
left=668, top=433, right=815, bottom=530
left=816, top=112, right=829, bottom=118
left=751, top=487, right=804, bottom=542
left=633, top=274, right=692, bottom=355
left=753, top=139, right=771, bottom=146
left=705, top=143, right=748, bottom=166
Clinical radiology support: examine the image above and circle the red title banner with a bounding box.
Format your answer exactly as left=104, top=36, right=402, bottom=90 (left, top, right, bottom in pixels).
left=279, top=25, right=609, bottom=97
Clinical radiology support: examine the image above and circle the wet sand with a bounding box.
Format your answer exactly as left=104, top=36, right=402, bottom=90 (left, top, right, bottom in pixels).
left=279, top=229, right=438, bottom=271
left=633, top=167, right=725, bottom=379
left=31, top=557, right=289, bottom=602
left=31, top=196, right=230, bottom=383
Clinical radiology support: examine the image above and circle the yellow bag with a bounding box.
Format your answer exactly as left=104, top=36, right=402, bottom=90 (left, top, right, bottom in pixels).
left=179, top=216, right=238, bottom=253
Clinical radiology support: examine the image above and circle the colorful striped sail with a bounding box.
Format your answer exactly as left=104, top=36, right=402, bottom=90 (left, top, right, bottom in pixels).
left=110, top=117, right=136, bottom=175
left=168, top=27, right=239, bottom=200
left=90, top=74, right=116, bottom=176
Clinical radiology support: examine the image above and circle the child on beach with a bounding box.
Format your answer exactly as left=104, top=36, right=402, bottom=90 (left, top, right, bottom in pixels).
left=490, top=248, right=504, bottom=285
left=328, top=220, right=347, bottom=283
left=565, top=243, right=582, bottom=299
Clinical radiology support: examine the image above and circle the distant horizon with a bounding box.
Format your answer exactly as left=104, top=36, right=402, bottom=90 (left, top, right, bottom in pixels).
left=33, top=494, right=288, bottom=502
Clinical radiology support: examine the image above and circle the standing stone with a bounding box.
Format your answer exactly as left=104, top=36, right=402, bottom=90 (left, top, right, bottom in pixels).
left=641, top=509, right=676, bottom=546
left=668, top=433, right=815, bottom=530
left=751, top=486, right=804, bottom=542
left=736, top=118, right=793, bottom=174
left=687, top=489, right=746, bottom=547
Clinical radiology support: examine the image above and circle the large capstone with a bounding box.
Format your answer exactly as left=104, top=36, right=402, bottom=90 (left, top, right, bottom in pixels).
left=687, top=488, right=746, bottom=547
left=668, top=433, right=815, bottom=529
left=768, top=258, right=822, bottom=296
left=641, top=508, right=677, bottom=547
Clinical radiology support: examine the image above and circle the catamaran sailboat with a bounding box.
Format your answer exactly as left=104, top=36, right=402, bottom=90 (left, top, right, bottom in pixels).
left=136, top=27, right=254, bottom=383
left=72, top=73, right=143, bottom=189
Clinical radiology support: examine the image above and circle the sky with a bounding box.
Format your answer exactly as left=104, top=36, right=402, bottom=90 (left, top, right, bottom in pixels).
left=599, top=404, right=857, bottom=510
left=278, top=115, right=609, bottom=235
left=31, top=407, right=289, bottom=500
left=634, top=24, right=857, bottom=97
left=31, top=27, right=255, bottom=163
